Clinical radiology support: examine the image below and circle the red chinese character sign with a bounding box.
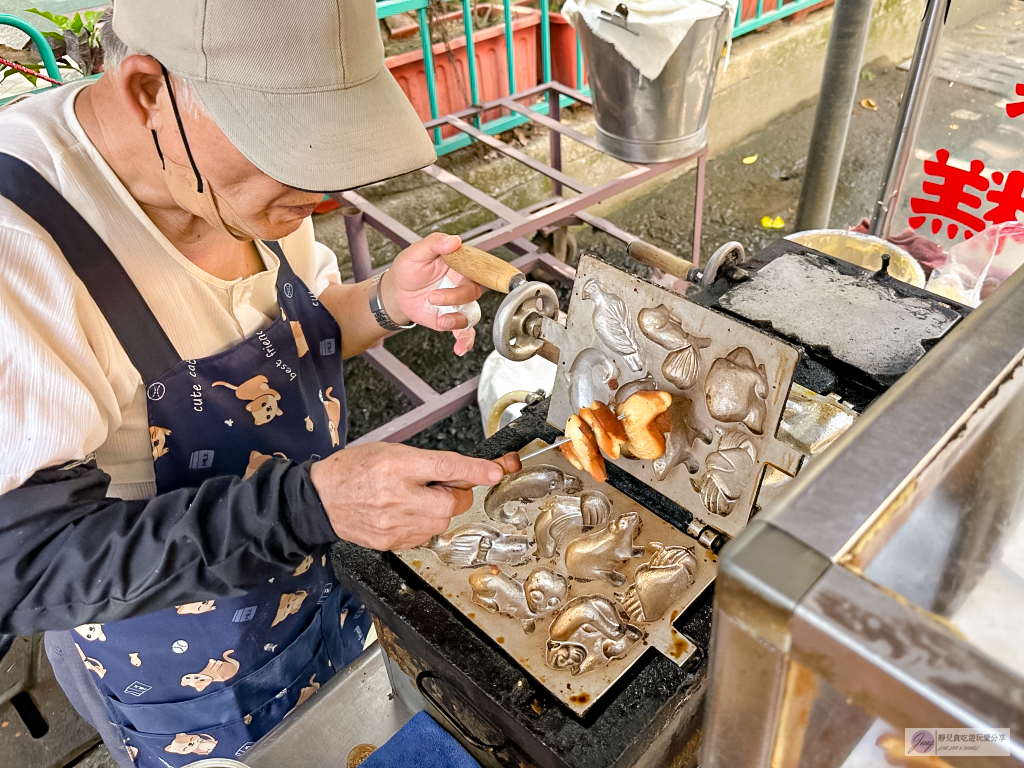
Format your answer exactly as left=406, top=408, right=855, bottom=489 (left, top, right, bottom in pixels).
left=1007, top=83, right=1024, bottom=120
left=987, top=170, right=1024, bottom=226
left=909, top=150, right=988, bottom=240
left=909, top=152, right=1023, bottom=242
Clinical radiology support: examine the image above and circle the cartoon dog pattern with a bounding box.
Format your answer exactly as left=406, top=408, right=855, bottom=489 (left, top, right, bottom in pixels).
left=272, top=591, right=309, bottom=627
left=290, top=321, right=309, bottom=357
left=212, top=375, right=284, bottom=425
left=293, top=554, right=314, bottom=576
left=175, top=600, right=217, bottom=615
left=74, top=623, right=106, bottom=642
left=180, top=650, right=240, bottom=692
left=243, top=450, right=289, bottom=480
left=76, top=642, right=107, bottom=678
left=322, top=387, right=342, bottom=447
left=150, top=427, right=171, bottom=459
left=164, top=732, right=218, bottom=756
left=285, top=675, right=320, bottom=716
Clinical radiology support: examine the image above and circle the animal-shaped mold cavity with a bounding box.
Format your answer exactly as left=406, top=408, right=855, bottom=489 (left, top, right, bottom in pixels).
left=534, top=490, right=613, bottom=559
left=484, top=465, right=583, bottom=529
left=469, top=566, right=569, bottom=633
left=637, top=305, right=711, bottom=390
left=568, top=348, right=619, bottom=415
left=564, top=511, right=644, bottom=586
left=620, top=543, right=700, bottom=623
left=704, top=347, right=769, bottom=434
left=581, top=278, right=644, bottom=373
left=691, top=429, right=759, bottom=516
left=546, top=594, right=642, bottom=676
left=651, top=395, right=714, bottom=481
left=424, top=524, right=530, bottom=568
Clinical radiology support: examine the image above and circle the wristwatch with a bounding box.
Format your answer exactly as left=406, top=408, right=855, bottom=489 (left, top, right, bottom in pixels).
left=370, top=270, right=415, bottom=332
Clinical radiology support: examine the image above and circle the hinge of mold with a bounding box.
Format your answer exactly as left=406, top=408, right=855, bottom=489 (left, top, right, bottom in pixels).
left=686, top=518, right=728, bottom=554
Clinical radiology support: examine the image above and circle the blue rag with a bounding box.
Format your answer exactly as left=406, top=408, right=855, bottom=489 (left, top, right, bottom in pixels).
left=360, top=710, right=481, bottom=768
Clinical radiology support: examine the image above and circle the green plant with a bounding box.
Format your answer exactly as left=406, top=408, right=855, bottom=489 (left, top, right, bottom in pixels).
left=0, top=8, right=104, bottom=86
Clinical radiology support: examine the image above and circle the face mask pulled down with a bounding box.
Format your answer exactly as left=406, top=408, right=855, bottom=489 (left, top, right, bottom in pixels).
left=154, top=67, right=263, bottom=242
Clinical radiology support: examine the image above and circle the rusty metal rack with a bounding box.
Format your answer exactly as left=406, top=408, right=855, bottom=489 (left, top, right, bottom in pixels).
left=337, top=81, right=707, bottom=445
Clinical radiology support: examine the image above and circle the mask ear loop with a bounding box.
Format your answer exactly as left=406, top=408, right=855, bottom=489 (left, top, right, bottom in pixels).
left=160, top=64, right=204, bottom=194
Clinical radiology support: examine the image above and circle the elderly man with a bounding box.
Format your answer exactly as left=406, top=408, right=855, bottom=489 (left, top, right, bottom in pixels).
left=0, top=1, right=517, bottom=765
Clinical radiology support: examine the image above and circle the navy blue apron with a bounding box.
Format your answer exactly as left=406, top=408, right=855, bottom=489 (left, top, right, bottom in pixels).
left=0, top=155, right=370, bottom=767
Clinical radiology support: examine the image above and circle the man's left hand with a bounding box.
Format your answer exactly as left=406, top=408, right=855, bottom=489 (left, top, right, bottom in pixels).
left=382, top=233, right=481, bottom=356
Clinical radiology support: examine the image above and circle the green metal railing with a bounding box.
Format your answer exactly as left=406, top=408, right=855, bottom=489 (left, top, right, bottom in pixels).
left=0, top=12, right=64, bottom=81
left=377, top=0, right=580, bottom=156
left=733, top=0, right=828, bottom=37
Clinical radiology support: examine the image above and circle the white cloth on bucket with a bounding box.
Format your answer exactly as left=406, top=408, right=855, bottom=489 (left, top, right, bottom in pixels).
left=563, top=0, right=735, bottom=81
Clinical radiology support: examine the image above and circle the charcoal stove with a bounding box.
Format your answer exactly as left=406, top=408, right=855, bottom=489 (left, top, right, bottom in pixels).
left=331, top=237, right=970, bottom=768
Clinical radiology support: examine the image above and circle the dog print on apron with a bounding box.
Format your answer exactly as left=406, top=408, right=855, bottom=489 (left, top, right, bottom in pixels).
left=72, top=249, right=370, bottom=767
left=1, top=156, right=369, bottom=766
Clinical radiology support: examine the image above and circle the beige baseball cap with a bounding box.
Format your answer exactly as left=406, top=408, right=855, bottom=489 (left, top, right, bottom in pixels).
left=113, top=0, right=436, bottom=192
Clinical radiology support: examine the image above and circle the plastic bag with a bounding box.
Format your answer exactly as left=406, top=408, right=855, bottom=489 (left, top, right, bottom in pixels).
left=925, top=221, right=1024, bottom=307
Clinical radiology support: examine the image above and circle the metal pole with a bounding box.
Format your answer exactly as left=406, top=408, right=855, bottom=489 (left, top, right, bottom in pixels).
left=868, top=0, right=948, bottom=243
left=794, top=0, right=874, bottom=232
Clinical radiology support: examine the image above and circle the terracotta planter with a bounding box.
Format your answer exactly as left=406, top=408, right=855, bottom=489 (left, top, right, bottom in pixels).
left=386, top=6, right=541, bottom=138
left=545, top=12, right=587, bottom=88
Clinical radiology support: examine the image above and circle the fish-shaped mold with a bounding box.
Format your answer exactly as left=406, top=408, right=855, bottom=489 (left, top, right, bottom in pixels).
left=637, top=305, right=711, bottom=390
left=424, top=524, right=530, bottom=568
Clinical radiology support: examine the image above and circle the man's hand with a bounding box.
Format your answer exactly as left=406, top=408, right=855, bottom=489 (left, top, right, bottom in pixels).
left=309, top=443, right=520, bottom=551
left=383, top=233, right=482, bottom=357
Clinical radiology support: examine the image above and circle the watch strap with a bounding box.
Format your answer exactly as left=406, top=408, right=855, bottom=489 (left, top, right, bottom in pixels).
left=370, top=271, right=415, bottom=332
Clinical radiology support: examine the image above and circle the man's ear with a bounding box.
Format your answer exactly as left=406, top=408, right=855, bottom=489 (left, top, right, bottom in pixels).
left=115, top=54, right=166, bottom=132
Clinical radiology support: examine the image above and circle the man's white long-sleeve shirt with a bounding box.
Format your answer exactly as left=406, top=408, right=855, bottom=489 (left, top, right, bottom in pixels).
left=0, top=83, right=343, bottom=499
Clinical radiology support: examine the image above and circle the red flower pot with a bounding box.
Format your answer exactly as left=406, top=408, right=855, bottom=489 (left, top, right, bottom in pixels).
left=545, top=12, right=587, bottom=88
left=386, top=6, right=541, bottom=138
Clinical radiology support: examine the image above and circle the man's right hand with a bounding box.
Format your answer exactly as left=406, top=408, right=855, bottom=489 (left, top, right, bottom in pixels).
left=309, top=443, right=517, bottom=551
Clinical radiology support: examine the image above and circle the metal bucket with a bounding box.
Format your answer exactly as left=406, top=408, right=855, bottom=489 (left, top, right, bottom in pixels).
left=576, top=8, right=730, bottom=163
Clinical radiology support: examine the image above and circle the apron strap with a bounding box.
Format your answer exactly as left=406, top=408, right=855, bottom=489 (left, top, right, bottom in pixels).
left=0, top=153, right=180, bottom=382
left=264, top=239, right=298, bottom=285
left=0, top=153, right=299, bottom=383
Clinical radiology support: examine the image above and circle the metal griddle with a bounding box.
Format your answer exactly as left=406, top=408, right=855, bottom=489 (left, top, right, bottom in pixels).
left=547, top=255, right=803, bottom=540
left=396, top=440, right=715, bottom=715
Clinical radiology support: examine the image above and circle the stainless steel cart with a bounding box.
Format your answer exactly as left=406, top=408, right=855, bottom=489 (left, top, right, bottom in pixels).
left=701, top=263, right=1024, bottom=767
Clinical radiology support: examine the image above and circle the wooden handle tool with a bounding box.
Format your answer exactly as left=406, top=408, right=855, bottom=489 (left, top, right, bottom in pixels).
left=443, top=244, right=525, bottom=294
left=627, top=240, right=702, bottom=283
